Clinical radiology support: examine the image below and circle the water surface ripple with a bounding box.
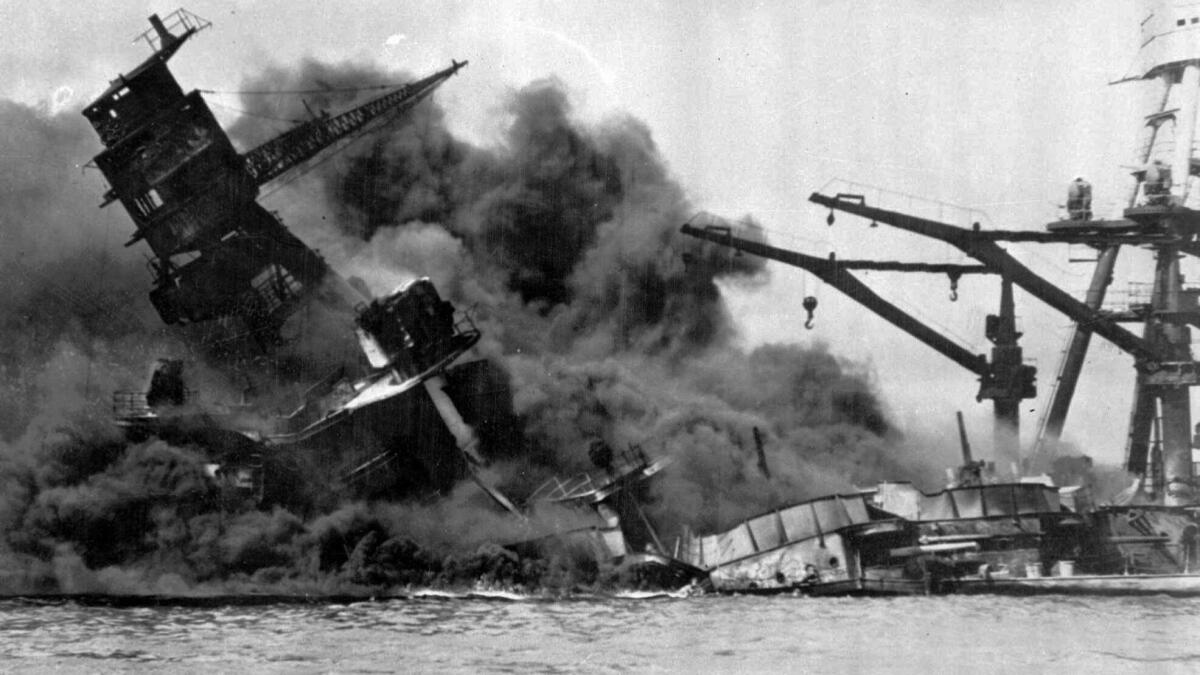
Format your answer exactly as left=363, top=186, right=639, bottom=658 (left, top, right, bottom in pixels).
left=1, top=594, right=1198, bottom=673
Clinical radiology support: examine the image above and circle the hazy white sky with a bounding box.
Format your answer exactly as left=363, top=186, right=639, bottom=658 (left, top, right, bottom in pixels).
left=2, top=0, right=1173, bottom=465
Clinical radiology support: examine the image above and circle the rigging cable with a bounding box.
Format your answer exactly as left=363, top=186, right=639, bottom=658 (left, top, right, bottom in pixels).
left=199, top=82, right=407, bottom=96
left=205, top=99, right=305, bottom=124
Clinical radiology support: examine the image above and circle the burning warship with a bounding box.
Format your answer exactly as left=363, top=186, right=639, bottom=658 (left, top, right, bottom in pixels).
left=78, top=9, right=702, bottom=587
left=76, top=5, right=1200, bottom=598
left=85, top=10, right=507, bottom=509
left=677, top=0, right=1200, bottom=595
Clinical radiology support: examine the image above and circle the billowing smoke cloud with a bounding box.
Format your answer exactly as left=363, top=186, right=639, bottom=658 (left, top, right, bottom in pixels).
left=0, top=56, right=937, bottom=596
left=0, top=101, right=165, bottom=437
left=239, top=61, right=925, bottom=541
left=0, top=101, right=227, bottom=593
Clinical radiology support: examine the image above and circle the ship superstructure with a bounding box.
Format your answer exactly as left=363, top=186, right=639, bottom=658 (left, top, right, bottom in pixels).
left=87, top=11, right=515, bottom=509
left=83, top=10, right=465, bottom=352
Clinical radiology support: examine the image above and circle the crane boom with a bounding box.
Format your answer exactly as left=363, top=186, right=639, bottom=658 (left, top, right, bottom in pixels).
left=682, top=220, right=1035, bottom=462
left=242, top=60, right=468, bottom=186
left=680, top=223, right=989, bottom=375
left=809, top=192, right=1166, bottom=365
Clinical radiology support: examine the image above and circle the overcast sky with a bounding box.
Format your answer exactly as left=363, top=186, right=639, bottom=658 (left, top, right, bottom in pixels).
left=3, top=0, right=1174, bottom=466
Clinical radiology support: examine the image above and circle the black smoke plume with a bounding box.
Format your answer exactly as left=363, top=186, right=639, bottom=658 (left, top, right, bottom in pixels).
left=0, top=57, right=923, bottom=595
left=237, top=61, right=922, bottom=537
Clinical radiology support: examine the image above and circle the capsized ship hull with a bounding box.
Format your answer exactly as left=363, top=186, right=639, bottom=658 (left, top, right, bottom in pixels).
left=676, top=492, right=927, bottom=595
left=681, top=478, right=1200, bottom=596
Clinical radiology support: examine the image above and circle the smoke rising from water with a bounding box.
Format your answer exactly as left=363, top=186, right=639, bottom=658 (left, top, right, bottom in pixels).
left=0, top=59, right=936, bottom=595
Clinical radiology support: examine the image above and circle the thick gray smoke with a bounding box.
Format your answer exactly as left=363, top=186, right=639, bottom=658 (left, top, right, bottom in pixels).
left=0, top=59, right=936, bottom=596
left=246, top=62, right=925, bottom=540
left=0, top=101, right=170, bottom=438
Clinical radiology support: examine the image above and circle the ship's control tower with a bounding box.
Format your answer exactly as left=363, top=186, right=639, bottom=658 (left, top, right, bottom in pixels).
left=83, top=10, right=466, bottom=352
left=1124, top=0, right=1200, bottom=505
left=1040, top=0, right=1200, bottom=505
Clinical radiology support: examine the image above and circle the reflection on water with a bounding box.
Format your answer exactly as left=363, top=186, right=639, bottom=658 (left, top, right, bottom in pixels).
left=1, top=593, right=1198, bottom=673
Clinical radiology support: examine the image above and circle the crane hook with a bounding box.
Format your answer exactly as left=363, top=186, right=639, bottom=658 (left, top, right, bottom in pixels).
left=826, top=211, right=835, bottom=226
left=948, top=272, right=961, bottom=302
left=802, top=295, right=818, bottom=329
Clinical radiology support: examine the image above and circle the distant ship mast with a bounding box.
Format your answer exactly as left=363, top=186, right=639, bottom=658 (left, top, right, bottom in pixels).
left=1037, top=0, right=1200, bottom=505
left=683, top=0, right=1200, bottom=504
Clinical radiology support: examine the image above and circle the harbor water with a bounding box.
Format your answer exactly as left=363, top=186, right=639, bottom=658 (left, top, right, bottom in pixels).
left=2, top=593, right=1198, bottom=673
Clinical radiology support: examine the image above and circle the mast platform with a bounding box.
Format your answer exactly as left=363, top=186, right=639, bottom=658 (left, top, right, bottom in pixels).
left=1044, top=218, right=1139, bottom=233
left=1123, top=204, right=1200, bottom=230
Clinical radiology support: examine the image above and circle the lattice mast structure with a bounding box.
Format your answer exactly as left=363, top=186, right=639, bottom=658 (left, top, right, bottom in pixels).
left=1036, top=1, right=1200, bottom=504
left=686, top=2, right=1200, bottom=502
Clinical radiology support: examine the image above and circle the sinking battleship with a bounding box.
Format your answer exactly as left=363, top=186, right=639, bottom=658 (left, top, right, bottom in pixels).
left=678, top=0, right=1200, bottom=596
left=89, top=7, right=1200, bottom=598
left=85, top=10, right=514, bottom=512
left=84, top=10, right=699, bottom=584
